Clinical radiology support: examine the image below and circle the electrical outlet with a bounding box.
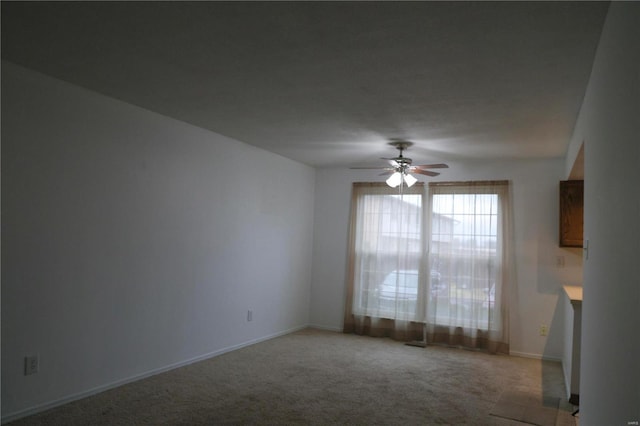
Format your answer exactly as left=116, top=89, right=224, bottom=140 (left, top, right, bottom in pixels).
left=247, top=310, right=253, bottom=322
left=539, top=325, right=548, bottom=336
left=556, top=256, right=565, bottom=268
left=24, top=355, right=39, bottom=375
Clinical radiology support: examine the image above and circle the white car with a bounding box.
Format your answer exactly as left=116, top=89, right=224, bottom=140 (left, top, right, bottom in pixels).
left=379, top=270, right=419, bottom=302
left=378, top=270, right=444, bottom=302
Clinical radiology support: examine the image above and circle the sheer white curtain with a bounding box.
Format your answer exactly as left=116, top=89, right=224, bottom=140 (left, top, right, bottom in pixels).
left=426, top=181, right=512, bottom=354
left=344, top=183, right=427, bottom=341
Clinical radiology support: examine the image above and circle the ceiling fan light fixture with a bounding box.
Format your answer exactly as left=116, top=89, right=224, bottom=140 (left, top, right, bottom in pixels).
left=351, top=140, right=448, bottom=186
left=403, top=173, right=417, bottom=187
left=386, top=172, right=402, bottom=188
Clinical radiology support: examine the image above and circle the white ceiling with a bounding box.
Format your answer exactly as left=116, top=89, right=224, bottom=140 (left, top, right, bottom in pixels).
left=1, top=2, right=609, bottom=167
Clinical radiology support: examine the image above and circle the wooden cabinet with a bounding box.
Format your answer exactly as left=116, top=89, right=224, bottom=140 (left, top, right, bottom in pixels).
left=560, top=180, right=584, bottom=247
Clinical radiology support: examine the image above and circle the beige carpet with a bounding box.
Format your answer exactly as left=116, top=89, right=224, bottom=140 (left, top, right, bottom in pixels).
left=490, top=391, right=561, bottom=426
left=8, top=328, right=577, bottom=425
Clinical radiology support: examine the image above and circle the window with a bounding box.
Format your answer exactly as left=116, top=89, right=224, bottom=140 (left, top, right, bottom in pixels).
left=430, top=192, right=498, bottom=328
left=426, top=181, right=511, bottom=352
left=344, top=180, right=511, bottom=353
left=348, top=183, right=425, bottom=322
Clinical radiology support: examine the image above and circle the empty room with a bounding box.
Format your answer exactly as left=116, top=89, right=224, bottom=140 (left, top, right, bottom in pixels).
left=1, top=2, right=638, bottom=425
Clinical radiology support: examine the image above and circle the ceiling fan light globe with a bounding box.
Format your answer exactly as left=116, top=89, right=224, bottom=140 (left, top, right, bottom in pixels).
left=386, top=172, right=402, bottom=188
left=403, top=173, right=417, bottom=187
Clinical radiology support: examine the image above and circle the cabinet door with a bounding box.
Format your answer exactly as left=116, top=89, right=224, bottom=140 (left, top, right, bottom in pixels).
left=560, top=180, right=584, bottom=247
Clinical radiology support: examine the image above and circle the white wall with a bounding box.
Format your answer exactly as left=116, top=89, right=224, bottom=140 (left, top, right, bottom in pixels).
left=1, top=61, right=316, bottom=420
left=310, top=158, right=583, bottom=359
left=566, top=3, right=640, bottom=424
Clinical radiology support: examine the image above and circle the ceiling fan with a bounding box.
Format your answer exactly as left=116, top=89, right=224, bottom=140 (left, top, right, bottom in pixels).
left=351, top=141, right=449, bottom=188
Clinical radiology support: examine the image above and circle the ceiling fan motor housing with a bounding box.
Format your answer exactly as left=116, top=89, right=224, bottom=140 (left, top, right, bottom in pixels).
left=349, top=140, right=447, bottom=180
left=389, top=141, right=413, bottom=169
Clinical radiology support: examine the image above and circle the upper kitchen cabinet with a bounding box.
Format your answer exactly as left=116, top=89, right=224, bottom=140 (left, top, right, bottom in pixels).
left=560, top=180, right=584, bottom=247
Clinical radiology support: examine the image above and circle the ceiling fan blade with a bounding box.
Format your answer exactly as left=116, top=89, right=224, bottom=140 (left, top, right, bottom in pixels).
left=378, top=170, right=394, bottom=176
left=412, top=169, right=440, bottom=177
left=413, top=163, right=449, bottom=169
left=380, top=158, right=400, bottom=167
left=349, top=166, right=388, bottom=170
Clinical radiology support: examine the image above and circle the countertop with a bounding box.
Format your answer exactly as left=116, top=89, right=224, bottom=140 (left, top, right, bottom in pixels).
left=563, top=285, right=583, bottom=305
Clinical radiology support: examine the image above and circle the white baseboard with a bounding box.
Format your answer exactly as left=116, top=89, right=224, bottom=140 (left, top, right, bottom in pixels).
left=308, top=323, right=342, bottom=332
left=510, top=350, right=562, bottom=362
left=1, top=324, right=309, bottom=424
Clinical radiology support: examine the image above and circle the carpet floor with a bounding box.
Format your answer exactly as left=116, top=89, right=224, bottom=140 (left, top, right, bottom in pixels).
left=7, top=328, right=578, bottom=425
